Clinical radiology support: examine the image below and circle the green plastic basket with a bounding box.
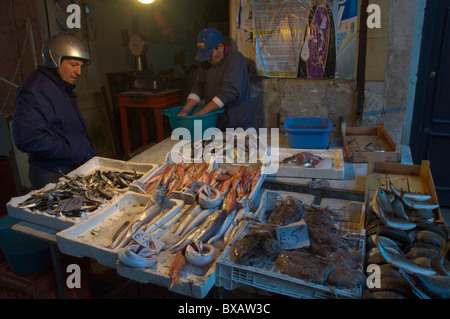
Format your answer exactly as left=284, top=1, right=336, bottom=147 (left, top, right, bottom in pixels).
left=162, top=104, right=224, bottom=140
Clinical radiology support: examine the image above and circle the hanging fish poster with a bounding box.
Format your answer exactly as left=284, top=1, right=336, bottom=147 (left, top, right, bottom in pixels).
left=251, top=0, right=357, bottom=80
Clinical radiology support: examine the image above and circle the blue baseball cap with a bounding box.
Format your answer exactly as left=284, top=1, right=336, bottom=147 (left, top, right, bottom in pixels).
left=196, top=28, right=223, bottom=62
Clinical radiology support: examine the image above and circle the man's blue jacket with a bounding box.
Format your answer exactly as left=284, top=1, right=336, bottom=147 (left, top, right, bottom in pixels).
left=13, top=66, right=97, bottom=173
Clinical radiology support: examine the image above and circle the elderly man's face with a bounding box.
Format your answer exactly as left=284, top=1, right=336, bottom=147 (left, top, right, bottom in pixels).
left=58, top=59, right=84, bottom=84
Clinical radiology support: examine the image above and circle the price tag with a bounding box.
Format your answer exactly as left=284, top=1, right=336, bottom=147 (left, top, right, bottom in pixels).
left=276, top=219, right=310, bottom=250
left=56, top=196, right=83, bottom=212
left=132, top=230, right=165, bottom=253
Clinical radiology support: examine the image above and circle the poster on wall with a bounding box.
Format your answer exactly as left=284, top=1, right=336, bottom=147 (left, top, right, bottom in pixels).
left=235, top=0, right=358, bottom=80
left=335, top=0, right=358, bottom=80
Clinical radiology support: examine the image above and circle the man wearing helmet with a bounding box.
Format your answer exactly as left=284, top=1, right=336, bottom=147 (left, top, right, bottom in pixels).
left=13, top=34, right=97, bottom=189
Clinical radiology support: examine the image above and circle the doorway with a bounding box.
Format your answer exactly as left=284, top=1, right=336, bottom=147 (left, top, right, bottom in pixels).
left=410, top=0, right=450, bottom=207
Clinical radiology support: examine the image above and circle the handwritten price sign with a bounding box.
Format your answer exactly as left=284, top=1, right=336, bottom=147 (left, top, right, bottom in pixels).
left=276, top=219, right=310, bottom=250
left=132, top=230, right=165, bottom=253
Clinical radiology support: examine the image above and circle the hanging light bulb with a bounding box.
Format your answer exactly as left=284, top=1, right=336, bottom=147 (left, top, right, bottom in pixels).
left=138, top=0, right=155, bottom=4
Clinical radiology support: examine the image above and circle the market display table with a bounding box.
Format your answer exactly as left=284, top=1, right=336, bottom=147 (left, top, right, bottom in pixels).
left=117, top=89, right=180, bottom=157
left=7, top=135, right=416, bottom=299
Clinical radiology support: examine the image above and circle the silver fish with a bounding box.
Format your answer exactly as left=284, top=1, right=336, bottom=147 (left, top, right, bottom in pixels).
left=392, top=199, right=410, bottom=220
left=430, top=237, right=450, bottom=276
left=389, top=181, right=432, bottom=202
left=373, top=198, right=416, bottom=230
left=196, top=184, right=223, bottom=209
left=207, top=209, right=237, bottom=244
left=173, top=204, right=203, bottom=236
left=377, top=236, right=436, bottom=276
left=401, top=197, right=440, bottom=211
left=179, top=209, right=212, bottom=237
left=108, top=203, right=162, bottom=249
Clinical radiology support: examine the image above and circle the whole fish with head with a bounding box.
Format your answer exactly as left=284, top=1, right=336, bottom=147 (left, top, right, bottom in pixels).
left=372, top=197, right=416, bottom=231
left=389, top=181, right=432, bottom=202
left=377, top=236, right=436, bottom=276
left=374, top=188, right=393, bottom=213
left=169, top=252, right=186, bottom=288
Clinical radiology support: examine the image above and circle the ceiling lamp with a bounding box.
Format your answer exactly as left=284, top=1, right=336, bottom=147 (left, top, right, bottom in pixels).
left=138, top=0, right=155, bottom=4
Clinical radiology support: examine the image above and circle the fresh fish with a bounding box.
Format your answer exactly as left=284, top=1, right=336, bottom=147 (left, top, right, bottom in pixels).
left=375, top=188, right=393, bottom=213
left=173, top=204, right=202, bottom=236
left=415, top=230, right=442, bottom=247
left=179, top=209, right=211, bottom=237
left=267, top=196, right=303, bottom=226
left=196, top=184, right=223, bottom=209
left=392, top=199, right=410, bottom=220
left=275, top=250, right=334, bottom=285
left=377, top=236, right=436, bottom=276
left=172, top=210, right=228, bottom=253
left=222, top=188, right=236, bottom=212
left=185, top=241, right=216, bottom=267
left=401, top=197, right=440, bottom=211
left=372, top=198, right=416, bottom=230
left=207, top=209, right=237, bottom=244
left=149, top=182, right=169, bottom=207
left=111, top=220, right=130, bottom=244
left=108, top=203, right=162, bottom=249
left=169, top=252, right=186, bottom=288
left=409, top=274, right=450, bottom=299
left=230, top=224, right=279, bottom=266
left=389, top=181, right=432, bottom=202
left=223, top=206, right=250, bottom=244
left=430, top=237, right=450, bottom=276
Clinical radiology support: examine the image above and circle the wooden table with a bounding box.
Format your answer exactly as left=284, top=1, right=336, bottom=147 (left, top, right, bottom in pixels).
left=117, top=89, right=180, bottom=157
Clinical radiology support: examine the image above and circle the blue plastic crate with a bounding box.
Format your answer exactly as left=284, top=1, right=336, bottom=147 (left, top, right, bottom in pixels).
left=284, top=117, right=332, bottom=149
left=162, top=104, right=224, bottom=140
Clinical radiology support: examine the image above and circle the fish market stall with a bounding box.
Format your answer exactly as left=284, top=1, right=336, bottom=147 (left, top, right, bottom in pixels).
left=7, top=130, right=447, bottom=299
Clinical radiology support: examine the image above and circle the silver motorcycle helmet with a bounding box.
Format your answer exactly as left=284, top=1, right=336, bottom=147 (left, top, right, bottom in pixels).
left=42, top=34, right=90, bottom=69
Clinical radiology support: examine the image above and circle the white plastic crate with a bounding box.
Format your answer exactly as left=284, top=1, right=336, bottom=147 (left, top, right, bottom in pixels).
left=215, top=190, right=366, bottom=299
left=56, top=191, right=184, bottom=268
left=7, top=157, right=157, bottom=231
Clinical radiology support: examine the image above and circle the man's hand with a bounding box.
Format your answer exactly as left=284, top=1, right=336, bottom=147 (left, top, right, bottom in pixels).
left=177, top=109, right=189, bottom=116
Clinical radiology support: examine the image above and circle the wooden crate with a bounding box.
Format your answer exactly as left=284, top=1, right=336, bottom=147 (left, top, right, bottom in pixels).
left=342, top=123, right=401, bottom=163
left=364, top=159, right=442, bottom=223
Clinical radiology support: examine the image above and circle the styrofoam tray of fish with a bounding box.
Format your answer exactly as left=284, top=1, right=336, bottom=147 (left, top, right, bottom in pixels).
left=215, top=190, right=366, bottom=299
left=56, top=191, right=184, bottom=268
left=208, top=155, right=266, bottom=210
left=115, top=203, right=227, bottom=299
left=68, top=156, right=158, bottom=189
left=6, top=157, right=158, bottom=231
left=7, top=182, right=91, bottom=231
left=271, top=148, right=344, bottom=180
